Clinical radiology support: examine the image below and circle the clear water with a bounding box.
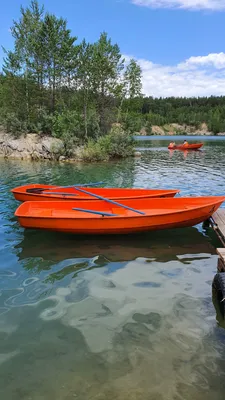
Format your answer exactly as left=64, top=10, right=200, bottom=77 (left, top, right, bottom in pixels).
left=1, top=139, right=225, bottom=400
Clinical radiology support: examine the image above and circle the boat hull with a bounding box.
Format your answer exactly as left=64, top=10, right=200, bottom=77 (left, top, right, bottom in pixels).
left=11, top=184, right=179, bottom=202
left=15, top=197, right=225, bottom=235
left=168, top=143, right=203, bottom=150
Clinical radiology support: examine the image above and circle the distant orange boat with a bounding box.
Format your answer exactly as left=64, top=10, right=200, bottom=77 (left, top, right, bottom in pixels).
left=11, top=184, right=179, bottom=202
left=168, top=143, right=203, bottom=150
left=14, top=196, right=225, bottom=235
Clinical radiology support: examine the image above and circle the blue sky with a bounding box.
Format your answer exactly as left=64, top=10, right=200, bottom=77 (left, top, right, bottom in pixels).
left=1, top=0, right=225, bottom=97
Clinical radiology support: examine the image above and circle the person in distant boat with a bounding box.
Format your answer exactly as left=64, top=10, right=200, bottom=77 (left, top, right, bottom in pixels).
left=183, top=139, right=189, bottom=147
left=169, top=141, right=176, bottom=148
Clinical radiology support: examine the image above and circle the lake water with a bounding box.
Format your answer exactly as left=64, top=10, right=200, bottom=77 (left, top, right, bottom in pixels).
left=1, top=138, right=225, bottom=400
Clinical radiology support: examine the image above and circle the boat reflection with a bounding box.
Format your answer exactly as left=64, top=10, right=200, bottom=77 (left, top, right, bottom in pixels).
left=169, top=149, right=203, bottom=159
left=16, top=227, right=216, bottom=264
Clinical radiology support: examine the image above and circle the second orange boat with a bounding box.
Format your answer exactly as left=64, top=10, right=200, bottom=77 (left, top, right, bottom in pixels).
left=11, top=184, right=179, bottom=202
left=15, top=196, right=225, bottom=235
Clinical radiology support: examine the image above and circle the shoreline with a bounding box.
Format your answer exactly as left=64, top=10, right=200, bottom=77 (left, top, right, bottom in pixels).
left=134, top=134, right=225, bottom=140
left=0, top=132, right=139, bottom=162
left=1, top=132, right=225, bottom=162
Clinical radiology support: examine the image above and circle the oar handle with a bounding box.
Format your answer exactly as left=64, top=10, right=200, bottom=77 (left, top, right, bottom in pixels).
left=73, top=187, right=145, bottom=215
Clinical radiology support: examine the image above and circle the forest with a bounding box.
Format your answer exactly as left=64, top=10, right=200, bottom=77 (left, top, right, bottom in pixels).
left=0, top=0, right=224, bottom=158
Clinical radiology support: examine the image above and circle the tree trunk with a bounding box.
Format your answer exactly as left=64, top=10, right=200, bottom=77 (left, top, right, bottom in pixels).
left=117, top=96, right=124, bottom=123
left=52, top=60, right=56, bottom=112
left=84, top=101, right=88, bottom=140
left=25, top=66, right=30, bottom=126
left=99, top=83, right=105, bottom=133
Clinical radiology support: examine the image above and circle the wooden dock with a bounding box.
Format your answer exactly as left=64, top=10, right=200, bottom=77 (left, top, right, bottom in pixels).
left=209, top=209, right=225, bottom=271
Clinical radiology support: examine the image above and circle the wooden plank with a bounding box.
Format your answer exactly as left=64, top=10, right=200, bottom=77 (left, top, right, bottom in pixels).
left=213, top=210, right=225, bottom=225
left=215, top=213, right=225, bottom=228
left=211, top=210, right=225, bottom=271
left=215, top=209, right=225, bottom=222
left=217, top=257, right=225, bottom=272
left=217, top=248, right=225, bottom=261
left=212, top=209, right=225, bottom=240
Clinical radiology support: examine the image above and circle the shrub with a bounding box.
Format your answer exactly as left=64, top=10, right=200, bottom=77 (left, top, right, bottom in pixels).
left=86, top=109, right=100, bottom=138
left=80, top=140, right=108, bottom=162
left=80, top=125, right=135, bottom=162
left=37, top=109, right=54, bottom=134
left=61, top=131, right=80, bottom=157
left=51, top=111, right=83, bottom=139
left=99, top=125, right=135, bottom=158
left=3, top=113, right=27, bottom=137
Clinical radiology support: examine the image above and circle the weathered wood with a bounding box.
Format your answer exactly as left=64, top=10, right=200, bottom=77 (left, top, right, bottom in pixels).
left=209, top=210, right=225, bottom=271
left=212, top=209, right=225, bottom=239
left=217, top=257, right=225, bottom=272
left=210, top=209, right=225, bottom=247
left=217, top=248, right=225, bottom=259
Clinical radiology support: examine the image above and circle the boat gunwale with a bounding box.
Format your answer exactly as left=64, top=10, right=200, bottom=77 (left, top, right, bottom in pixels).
left=11, top=186, right=180, bottom=197
left=14, top=197, right=225, bottom=220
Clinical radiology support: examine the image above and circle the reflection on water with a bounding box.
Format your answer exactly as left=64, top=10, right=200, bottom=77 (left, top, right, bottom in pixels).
left=0, top=139, right=225, bottom=399
left=16, top=227, right=217, bottom=263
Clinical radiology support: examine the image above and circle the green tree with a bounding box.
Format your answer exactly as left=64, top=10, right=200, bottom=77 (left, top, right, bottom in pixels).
left=3, top=0, right=44, bottom=125
left=91, top=32, right=124, bottom=133
left=77, top=40, right=94, bottom=139
left=124, top=59, right=142, bottom=99
left=40, top=13, right=78, bottom=112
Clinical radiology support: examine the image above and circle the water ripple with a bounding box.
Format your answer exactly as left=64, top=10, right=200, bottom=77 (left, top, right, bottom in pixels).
left=0, top=141, right=225, bottom=399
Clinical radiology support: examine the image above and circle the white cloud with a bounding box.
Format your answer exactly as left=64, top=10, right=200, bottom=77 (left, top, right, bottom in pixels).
left=131, top=0, right=225, bottom=10
left=178, top=52, right=225, bottom=69
left=128, top=52, right=225, bottom=97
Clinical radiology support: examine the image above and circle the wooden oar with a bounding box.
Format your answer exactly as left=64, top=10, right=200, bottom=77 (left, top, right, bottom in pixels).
left=73, top=187, right=145, bottom=215
left=72, top=208, right=117, bottom=217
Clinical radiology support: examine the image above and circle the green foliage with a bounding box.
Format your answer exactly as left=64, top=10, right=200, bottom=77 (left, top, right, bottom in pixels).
left=124, top=59, right=142, bottom=99
left=145, top=120, right=152, bottom=135
left=81, top=126, right=135, bottom=162
left=2, top=0, right=225, bottom=154
left=4, top=112, right=27, bottom=136
left=86, top=109, right=100, bottom=138
left=80, top=140, right=108, bottom=162
left=100, top=125, right=135, bottom=158
left=60, top=132, right=79, bottom=157
left=136, top=96, right=225, bottom=134
left=50, top=111, right=81, bottom=138
left=1, top=1, right=141, bottom=141
left=49, top=111, right=82, bottom=156
left=122, top=112, right=144, bottom=133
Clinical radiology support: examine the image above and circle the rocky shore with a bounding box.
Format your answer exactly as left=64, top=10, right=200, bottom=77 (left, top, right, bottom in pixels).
left=0, top=126, right=224, bottom=162
left=0, top=132, right=141, bottom=161
left=0, top=132, right=74, bottom=161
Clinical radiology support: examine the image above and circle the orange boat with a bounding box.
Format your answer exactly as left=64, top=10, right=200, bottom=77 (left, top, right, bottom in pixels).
left=14, top=196, right=225, bottom=235
left=168, top=143, right=203, bottom=150
left=11, top=184, right=179, bottom=202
